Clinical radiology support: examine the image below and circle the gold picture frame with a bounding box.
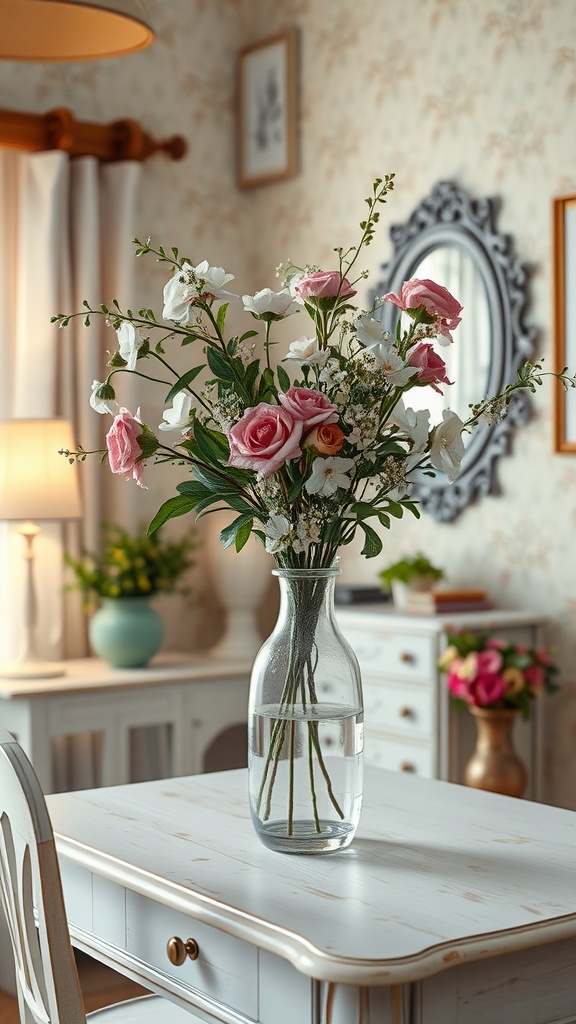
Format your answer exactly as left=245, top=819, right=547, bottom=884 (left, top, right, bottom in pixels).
left=237, top=28, right=298, bottom=189
left=553, top=194, right=576, bottom=452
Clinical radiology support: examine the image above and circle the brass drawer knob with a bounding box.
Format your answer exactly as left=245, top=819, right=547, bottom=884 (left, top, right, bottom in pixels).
left=399, top=651, right=415, bottom=663
left=400, top=761, right=416, bottom=773
left=167, top=936, right=199, bottom=965
left=399, top=706, right=413, bottom=718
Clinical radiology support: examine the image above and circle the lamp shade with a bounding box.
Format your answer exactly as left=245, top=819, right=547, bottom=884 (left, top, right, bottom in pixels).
left=0, top=0, right=154, bottom=61
left=0, top=418, right=82, bottom=521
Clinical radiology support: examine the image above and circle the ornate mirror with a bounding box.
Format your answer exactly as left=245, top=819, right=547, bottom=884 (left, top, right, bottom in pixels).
left=372, top=181, right=536, bottom=522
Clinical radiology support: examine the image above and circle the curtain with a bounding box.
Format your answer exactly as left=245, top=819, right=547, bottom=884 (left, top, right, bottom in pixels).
left=0, top=149, right=141, bottom=775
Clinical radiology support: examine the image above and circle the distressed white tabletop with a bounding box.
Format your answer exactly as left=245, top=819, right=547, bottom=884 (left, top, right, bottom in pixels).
left=47, top=768, right=576, bottom=985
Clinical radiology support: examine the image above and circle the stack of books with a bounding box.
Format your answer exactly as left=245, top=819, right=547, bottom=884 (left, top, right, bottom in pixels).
left=402, top=588, right=492, bottom=615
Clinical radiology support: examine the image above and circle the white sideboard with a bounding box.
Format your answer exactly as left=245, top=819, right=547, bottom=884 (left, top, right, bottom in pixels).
left=0, top=652, right=251, bottom=794
left=336, top=606, right=547, bottom=800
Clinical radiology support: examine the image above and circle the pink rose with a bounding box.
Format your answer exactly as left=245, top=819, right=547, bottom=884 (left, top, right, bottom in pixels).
left=279, top=386, right=338, bottom=428
left=486, top=637, right=507, bottom=650
left=447, top=664, right=471, bottom=701
left=228, top=402, right=303, bottom=479
left=383, top=277, right=462, bottom=343
left=407, top=342, right=453, bottom=393
left=476, top=649, right=504, bottom=676
left=469, top=673, right=506, bottom=707
left=524, top=664, right=544, bottom=691
left=106, top=408, right=146, bottom=488
left=293, top=271, right=356, bottom=302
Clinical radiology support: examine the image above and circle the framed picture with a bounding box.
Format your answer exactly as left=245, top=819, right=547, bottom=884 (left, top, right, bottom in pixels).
left=237, top=28, right=298, bottom=189
left=553, top=194, right=576, bottom=452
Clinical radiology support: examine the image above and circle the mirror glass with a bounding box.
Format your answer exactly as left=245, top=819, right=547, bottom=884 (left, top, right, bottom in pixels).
left=403, top=244, right=491, bottom=440
left=373, top=181, right=535, bottom=522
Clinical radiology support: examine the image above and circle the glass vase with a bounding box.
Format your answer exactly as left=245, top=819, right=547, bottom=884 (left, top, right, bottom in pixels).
left=464, top=707, right=527, bottom=798
left=248, top=567, right=364, bottom=854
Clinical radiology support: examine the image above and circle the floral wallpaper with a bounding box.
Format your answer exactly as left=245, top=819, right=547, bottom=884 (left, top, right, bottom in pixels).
left=1, top=0, right=576, bottom=806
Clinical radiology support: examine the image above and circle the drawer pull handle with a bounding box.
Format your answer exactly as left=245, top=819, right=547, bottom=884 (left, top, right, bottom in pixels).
left=399, top=651, right=415, bottom=664
left=167, top=936, right=199, bottom=965
left=400, top=761, right=416, bottom=773
left=399, top=706, right=413, bottom=718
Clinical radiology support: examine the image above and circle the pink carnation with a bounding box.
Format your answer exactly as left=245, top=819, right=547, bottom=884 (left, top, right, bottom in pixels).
left=228, top=402, right=303, bottom=479
left=293, top=270, right=356, bottom=302
left=407, top=342, right=453, bottom=393
left=279, top=386, right=338, bottom=429
left=106, top=408, right=146, bottom=488
left=383, top=277, right=462, bottom=343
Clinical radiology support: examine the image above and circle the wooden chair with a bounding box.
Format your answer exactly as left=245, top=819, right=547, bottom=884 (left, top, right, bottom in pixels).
left=0, top=727, right=199, bottom=1023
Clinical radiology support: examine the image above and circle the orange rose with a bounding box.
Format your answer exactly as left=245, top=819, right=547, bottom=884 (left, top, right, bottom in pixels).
left=303, top=423, right=345, bottom=456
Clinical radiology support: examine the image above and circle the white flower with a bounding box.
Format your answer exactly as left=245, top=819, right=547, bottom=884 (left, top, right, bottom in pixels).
left=305, top=456, right=356, bottom=497
left=116, top=320, right=145, bottom=371
left=158, top=392, right=193, bottom=432
left=242, top=288, right=300, bottom=320
left=392, top=402, right=430, bottom=456
left=429, top=410, right=465, bottom=483
left=263, top=514, right=293, bottom=554
left=89, top=380, right=119, bottom=415
left=283, top=336, right=331, bottom=365
left=355, top=319, right=416, bottom=385
left=354, top=315, right=389, bottom=350
left=163, top=260, right=235, bottom=323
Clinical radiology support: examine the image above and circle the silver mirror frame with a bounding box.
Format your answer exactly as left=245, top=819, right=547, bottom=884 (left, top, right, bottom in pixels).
left=372, top=181, right=536, bottom=522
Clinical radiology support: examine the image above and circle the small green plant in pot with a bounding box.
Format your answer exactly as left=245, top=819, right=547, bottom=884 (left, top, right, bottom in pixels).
left=379, top=552, right=444, bottom=608
left=66, top=522, right=195, bottom=668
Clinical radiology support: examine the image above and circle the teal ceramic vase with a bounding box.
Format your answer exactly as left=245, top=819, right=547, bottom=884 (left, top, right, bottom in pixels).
left=89, top=597, right=163, bottom=668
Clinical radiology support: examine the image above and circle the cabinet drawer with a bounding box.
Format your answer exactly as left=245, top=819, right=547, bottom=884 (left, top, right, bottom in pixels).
left=342, top=628, right=435, bottom=680
left=126, top=891, right=258, bottom=1017
left=363, top=681, right=434, bottom=737
left=365, top=732, right=435, bottom=777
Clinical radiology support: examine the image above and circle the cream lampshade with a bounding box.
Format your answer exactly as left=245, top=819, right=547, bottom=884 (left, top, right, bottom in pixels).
left=0, top=418, right=82, bottom=678
left=0, top=0, right=154, bottom=62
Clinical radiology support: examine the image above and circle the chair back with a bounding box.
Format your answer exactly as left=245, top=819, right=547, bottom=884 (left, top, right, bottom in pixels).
left=0, top=726, right=86, bottom=1024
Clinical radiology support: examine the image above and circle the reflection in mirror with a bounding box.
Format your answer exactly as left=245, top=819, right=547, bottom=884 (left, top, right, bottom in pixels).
left=404, top=245, right=491, bottom=441
left=373, top=181, right=536, bottom=522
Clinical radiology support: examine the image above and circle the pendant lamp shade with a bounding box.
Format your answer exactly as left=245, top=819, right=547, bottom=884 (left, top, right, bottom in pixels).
left=0, top=0, right=154, bottom=61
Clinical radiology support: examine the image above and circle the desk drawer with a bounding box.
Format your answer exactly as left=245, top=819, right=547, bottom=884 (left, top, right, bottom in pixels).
left=363, top=680, right=434, bottom=737
left=342, top=628, right=434, bottom=680
left=126, top=892, right=258, bottom=1017
left=365, top=732, right=435, bottom=777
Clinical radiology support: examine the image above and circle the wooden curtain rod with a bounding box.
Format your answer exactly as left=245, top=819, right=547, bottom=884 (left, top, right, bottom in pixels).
left=0, top=106, right=187, bottom=162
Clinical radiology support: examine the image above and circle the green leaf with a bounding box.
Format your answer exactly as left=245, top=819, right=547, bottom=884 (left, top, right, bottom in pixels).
left=216, top=302, right=229, bottom=335
left=235, top=517, right=254, bottom=552
left=165, top=366, right=204, bottom=403
left=136, top=424, right=160, bottom=461
left=147, top=495, right=197, bottom=534
left=206, top=346, right=236, bottom=382
left=192, top=419, right=229, bottom=464
left=276, top=363, right=291, bottom=393
left=218, top=514, right=253, bottom=550
left=357, top=521, right=383, bottom=558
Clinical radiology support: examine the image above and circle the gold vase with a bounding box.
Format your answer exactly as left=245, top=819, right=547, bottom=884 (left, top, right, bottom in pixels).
left=464, top=707, right=527, bottom=798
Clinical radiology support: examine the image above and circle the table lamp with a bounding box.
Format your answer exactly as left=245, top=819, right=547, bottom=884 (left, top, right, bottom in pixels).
left=0, top=418, right=82, bottom=679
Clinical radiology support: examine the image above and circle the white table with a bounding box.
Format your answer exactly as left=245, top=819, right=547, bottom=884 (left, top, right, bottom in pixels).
left=0, top=654, right=250, bottom=793
left=47, top=767, right=576, bottom=1024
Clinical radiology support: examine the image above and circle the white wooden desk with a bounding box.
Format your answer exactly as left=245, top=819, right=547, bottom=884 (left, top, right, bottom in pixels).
left=0, top=654, right=250, bottom=793
left=47, top=768, right=576, bottom=1024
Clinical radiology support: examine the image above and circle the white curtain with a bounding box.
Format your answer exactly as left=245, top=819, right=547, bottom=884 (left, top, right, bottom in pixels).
left=0, top=150, right=141, bottom=668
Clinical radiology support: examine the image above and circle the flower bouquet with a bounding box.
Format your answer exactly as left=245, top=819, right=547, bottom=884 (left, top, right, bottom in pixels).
left=65, top=521, right=195, bottom=606
left=55, top=173, right=571, bottom=850
left=439, top=631, right=558, bottom=720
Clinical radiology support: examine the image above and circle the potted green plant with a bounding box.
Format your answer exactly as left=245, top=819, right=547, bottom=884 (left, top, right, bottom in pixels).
left=66, top=522, right=195, bottom=668
left=378, top=552, right=444, bottom=609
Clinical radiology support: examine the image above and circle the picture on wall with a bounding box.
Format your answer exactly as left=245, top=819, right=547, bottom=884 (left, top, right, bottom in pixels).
left=553, top=194, right=576, bottom=452
left=237, top=28, right=298, bottom=189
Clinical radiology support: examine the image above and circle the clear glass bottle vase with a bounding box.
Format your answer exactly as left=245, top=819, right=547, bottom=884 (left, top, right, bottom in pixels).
left=248, top=567, right=364, bottom=854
